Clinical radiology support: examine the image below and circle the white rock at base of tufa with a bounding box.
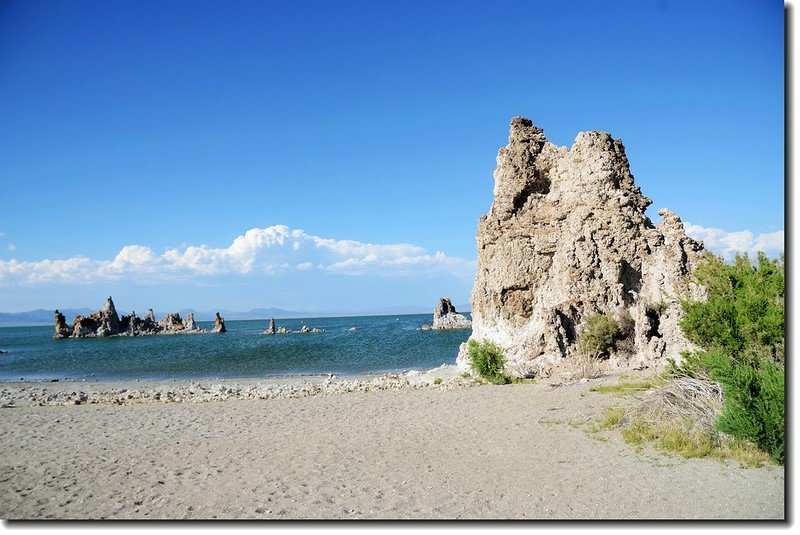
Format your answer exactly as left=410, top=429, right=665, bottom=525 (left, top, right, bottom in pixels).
left=457, top=117, right=707, bottom=377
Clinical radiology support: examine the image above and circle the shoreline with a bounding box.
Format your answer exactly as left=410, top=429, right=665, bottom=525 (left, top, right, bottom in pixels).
left=0, top=361, right=458, bottom=384
left=0, top=368, right=783, bottom=520
left=0, top=364, right=468, bottom=408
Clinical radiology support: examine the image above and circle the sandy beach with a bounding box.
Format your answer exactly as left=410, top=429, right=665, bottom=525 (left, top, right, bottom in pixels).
left=0, top=368, right=784, bottom=520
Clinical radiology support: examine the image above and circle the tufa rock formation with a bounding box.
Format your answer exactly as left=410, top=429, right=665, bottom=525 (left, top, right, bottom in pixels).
left=54, top=297, right=206, bottom=338
left=264, top=317, right=276, bottom=335
left=184, top=313, right=198, bottom=331
left=69, top=296, right=122, bottom=338
left=457, top=117, right=706, bottom=377
left=158, top=312, right=200, bottom=332
left=54, top=310, right=70, bottom=338
left=420, top=298, right=472, bottom=330
left=261, top=317, right=324, bottom=335
left=435, top=297, right=457, bottom=318
left=213, top=312, right=227, bottom=333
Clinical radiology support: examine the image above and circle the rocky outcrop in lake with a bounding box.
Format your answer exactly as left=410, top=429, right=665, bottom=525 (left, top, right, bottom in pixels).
left=213, top=312, right=227, bottom=333
left=54, top=310, right=70, bottom=338
left=264, top=317, right=276, bottom=335
left=420, top=298, right=472, bottom=330
left=54, top=297, right=207, bottom=338
left=260, top=317, right=325, bottom=335
left=457, top=117, right=706, bottom=377
left=184, top=313, right=198, bottom=331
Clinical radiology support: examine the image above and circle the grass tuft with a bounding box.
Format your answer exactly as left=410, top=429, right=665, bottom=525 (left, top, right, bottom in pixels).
left=620, top=418, right=772, bottom=467
left=589, top=376, right=665, bottom=395
left=588, top=378, right=775, bottom=468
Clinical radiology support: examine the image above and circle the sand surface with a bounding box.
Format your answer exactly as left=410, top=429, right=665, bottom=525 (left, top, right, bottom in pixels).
left=0, top=371, right=785, bottom=520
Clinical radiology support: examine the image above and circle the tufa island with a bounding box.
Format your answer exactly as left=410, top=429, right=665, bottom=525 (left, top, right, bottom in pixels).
left=53, top=297, right=227, bottom=338
left=419, top=297, right=471, bottom=330
left=262, top=317, right=324, bottom=334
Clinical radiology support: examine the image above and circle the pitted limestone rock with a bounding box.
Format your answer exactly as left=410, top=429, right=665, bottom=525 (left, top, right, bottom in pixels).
left=458, top=117, right=706, bottom=377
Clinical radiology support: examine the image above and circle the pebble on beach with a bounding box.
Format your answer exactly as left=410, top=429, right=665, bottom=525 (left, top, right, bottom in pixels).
left=0, top=367, right=474, bottom=408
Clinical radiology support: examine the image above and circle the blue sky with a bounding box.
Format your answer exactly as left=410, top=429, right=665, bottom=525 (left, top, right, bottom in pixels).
left=0, top=0, right=785, bottom=313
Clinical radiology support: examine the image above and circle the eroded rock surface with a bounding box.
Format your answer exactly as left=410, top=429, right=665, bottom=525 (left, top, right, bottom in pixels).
left=457, top=117, right=706, bottom=377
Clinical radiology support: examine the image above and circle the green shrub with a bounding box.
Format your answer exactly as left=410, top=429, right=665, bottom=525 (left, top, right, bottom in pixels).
left=697, top=349, right=785, bottom=464
left=578, top=314, right=620, bottom=358
left=666, top=351, right=708, bottom=380
left=615, top=309, right=637, bottom=356
left=681, top=252, right=784, bottom=363
left=433, top=377, right=442, bottom=385
left=467, top=339, right=509, bottom=384
left=676, top=252, right=785, bottom=464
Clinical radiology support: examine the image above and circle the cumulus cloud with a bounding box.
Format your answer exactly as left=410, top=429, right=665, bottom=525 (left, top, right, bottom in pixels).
left=0, top=225, right=476, bottom=286
left=684, top=223, right=784, bottom=260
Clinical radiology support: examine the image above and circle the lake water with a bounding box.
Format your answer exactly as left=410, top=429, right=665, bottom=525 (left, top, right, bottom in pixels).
left=0, top=314, right=470, bottom=382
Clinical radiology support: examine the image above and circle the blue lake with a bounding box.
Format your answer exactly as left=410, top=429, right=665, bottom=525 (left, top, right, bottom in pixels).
left=0, top=314, right=470, bottom=381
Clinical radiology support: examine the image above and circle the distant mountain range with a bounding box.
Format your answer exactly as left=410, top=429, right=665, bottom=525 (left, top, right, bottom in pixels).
left=0, top=308, right=94, bottom=327
left=0, top=304, right=470, bottom=326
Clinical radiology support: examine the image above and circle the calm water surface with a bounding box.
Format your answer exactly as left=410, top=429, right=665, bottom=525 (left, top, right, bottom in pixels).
left=0, top=314, right=470, bottom=381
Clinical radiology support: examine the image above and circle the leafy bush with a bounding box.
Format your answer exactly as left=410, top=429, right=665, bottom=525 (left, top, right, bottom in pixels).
left=694, top=349, right=785, bottom=464
left=676, top=252, right=785, bottom=464
left=578, top=314, right=620, bottom=358
left=615, top=309, right=637, bottom=356
left=681, top=252, right=784, bottom=363
left=467, top=339, right=509, bottom=384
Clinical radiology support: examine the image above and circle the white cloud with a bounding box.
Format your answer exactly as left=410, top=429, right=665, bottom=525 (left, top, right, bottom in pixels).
left=685, top=223, right=784, bottom=260
left=0, top=225, right=476, bottom=286
left=7, top=243, right=16, bottom=251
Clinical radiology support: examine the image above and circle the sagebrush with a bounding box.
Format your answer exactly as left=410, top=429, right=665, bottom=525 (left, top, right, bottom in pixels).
left=675, top=252, right=785, bottom=464
left=578, top=313, right=619, bottom=358
left=467, top=339, right=509, bottom=384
